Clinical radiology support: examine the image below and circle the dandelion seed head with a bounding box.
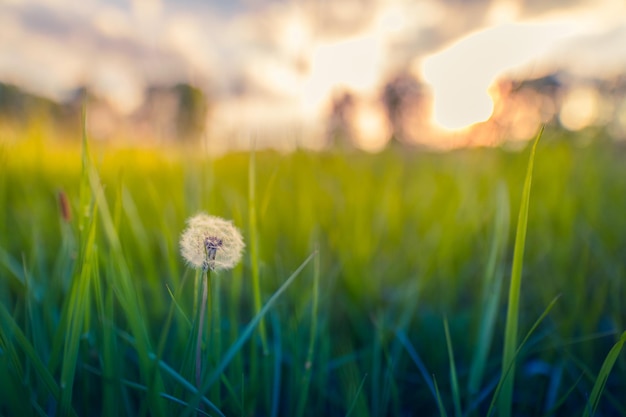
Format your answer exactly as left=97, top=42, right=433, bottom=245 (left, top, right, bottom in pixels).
left=180, top=213, right=245, bottom=271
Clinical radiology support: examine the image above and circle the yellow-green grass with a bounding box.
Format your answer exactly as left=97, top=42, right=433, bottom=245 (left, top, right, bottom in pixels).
left=1, top=127, right=625, bottom=416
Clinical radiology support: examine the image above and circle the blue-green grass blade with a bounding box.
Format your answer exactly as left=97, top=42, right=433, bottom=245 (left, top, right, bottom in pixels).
left=582, top=331, right=626, bottom=417
left=181, top=251, right=317, bottom=417
left=489, top=294, right=560, bottom=417
left=566, top=352, right=626, bottom=415
left=345, top=373, right=368, bottom=417
left=295, top=246, right=320, bottom=417
left=372, top=317, right=382, bottom=416
left=499, top=127, right=543, bottom=417
left=396, top=329, right=437, bottom=400
left=444, top=316, right=462, bottom=417
left=542, top=371, right=584, bottom=416
left=115, top=329, right=226, bottom=417
left=83, top=363, right=216, bottom=417
left=270, top=313, right=282, bottom=417
left=0, top=303, right=78, bottom=417
left=433, top=375, right=449, bottom=417
left=0, top=246, right=25, bottom=287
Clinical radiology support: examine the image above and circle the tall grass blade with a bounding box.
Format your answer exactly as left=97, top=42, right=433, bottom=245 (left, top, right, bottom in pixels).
left=295, top=246, right=321, bottom=417
left=345, top=373, right=368, bottom=417
left=248, top=143, right=268, bottom=353
left=165, top=283, right=192, bottom=329
left=443, top=316, right=462, bottom=417
left=0, top=303, right=78, bottom=417
left=582, top=331, right=626, bottom=417
left=499, top=127, right=542, bottom=417
left=81, top=109, right=167, bottom=417
left=270, top=313, right=282, bottom=417
left=396, top=329, right=437, bottom=401
left=433, top=375, right=449, bottom=417
left=59, top=193, right=98, bottom=417
left=181, top=251, right=317, bottom=417
left=468, top=182, right=509, bottom=395
left=115, top=330, right=226, bottom=417
left=0, top=246, right=25, bottom=286
left=488, top=294, right=560, bottom=417
left=83, top=363, right=215, bottom=417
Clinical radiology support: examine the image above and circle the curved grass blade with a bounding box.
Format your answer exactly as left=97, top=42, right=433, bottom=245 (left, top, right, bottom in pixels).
left=295, top=247, right=321, bottom=417
left=115, top=329, right=226, bottom=417
left=270, top=313, right=282, bottom=417
left=181, top=251, right=317, bottom=417
left=59, top=201, right=98, bottom=417
left=433, top=374, right=449, bottom=417
left=443, top=316, right=462, bottom=417
left=582, top=331, right=626, bottom=417
left=468, top=182, right=509, bottom=396
left=499, top=127, right=543, bottom=417
left=396, top=329, right=437, bottom=401
left=488, top=294, right=560, bottom=417
left=0, top=303, right=78, bottom=417
left=83, top=363, right=215, bottom=417
left=345, top=373, right=368, bottom=417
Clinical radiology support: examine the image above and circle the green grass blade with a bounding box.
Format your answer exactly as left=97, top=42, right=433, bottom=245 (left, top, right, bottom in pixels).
left=295, top=245, right=321, bottom=417
left=181, top=251, right=317, bottom=417
left=77, top=112, right=167, bottom=416
left=82, top=363, right=216, bottom=417
left=249, top=144, right=268, bottom=353
left=115, top=329, right=226, bottom=417
left=345, top=373, right=368, bottom=417
left=443, top=316, right=462, bottom=417
left=165, top=283, right=192, bottom=329
left=59, top=202, right=98, bottom=417
left=0, top=303, right=78, bottom=417
left=582, top=331, right=626, bottom=417
left=0, top=246, right=25, bottom=286
left=396, top=329, right=437, bottom=401
left=468, top=182, right=509, bottom=395
left=499, top=127, right=543, bottom=417
left=433, top=375, right=449, bottom=417
left=488, top=294, right=560, bottom=417
left=270, top=313, right=282, bottom=417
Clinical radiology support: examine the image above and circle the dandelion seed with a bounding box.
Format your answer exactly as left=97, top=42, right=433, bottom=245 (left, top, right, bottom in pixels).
left=180, top=213, right=245, bottom=271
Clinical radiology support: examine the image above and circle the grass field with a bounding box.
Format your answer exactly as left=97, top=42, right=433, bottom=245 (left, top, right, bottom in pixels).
left=1, top=126, right=625, bottom=416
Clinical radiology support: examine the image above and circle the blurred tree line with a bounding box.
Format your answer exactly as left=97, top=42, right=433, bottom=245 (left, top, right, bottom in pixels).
left=0, top=82, right=207, bottom=144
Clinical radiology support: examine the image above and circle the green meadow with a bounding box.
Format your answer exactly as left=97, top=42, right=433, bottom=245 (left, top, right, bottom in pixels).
left=1, top=127, right=625, bottom=416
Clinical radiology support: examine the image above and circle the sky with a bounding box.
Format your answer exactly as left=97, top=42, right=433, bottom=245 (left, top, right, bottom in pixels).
left=1, top=0, right=626, bottom=149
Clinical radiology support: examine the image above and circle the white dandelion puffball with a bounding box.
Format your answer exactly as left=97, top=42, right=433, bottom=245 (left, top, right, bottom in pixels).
left=180, top=213, right=245, bottom=271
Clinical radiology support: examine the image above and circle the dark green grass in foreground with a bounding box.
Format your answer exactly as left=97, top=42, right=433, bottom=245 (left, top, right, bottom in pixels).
left=1, top=129, right=626, bottom=416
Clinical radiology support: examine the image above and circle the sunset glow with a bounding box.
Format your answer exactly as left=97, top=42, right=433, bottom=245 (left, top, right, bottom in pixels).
left=421, top=21, right=580, bottom=131
left=1, top=0, right=626, bottom=148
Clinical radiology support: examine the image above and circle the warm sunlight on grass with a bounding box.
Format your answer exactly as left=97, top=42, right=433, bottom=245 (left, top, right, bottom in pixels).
left=2, top=126, right=626, bottom=416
